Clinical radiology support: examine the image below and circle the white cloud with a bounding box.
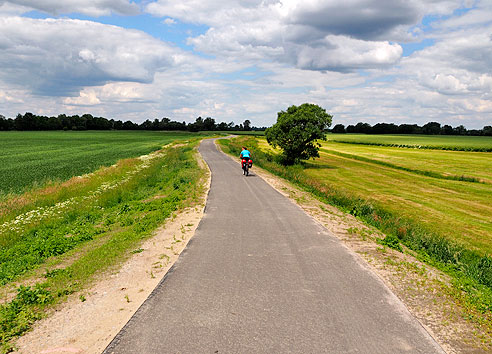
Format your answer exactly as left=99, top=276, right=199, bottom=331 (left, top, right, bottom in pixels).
left=146, top=0, right=247, bottom=25
left=98, top=82, right=148, bottom=102
left=293, top=35, right=402, bottom=71
left=433, top=1, right=492, bottom=30
left=401, top=25, right=492, bottom=94
left=282, top=0, right=421, bottom=41
left=0, top=0, right=139, bottom=16
left=189, top=28, right=403, bottom=72
left=0, top=89, right=20, bottom=103
left=450, top=97, right=492, bottom=113
left=63, top=90, right=101, bottom=106
left=0, top=17, right=184, bottom=96
left=0, top=1, right=28, bottom=15
left=0, top=0, right=490, bottom=130
left=427, top=74, right=468, bottom=95
left=162, top=18, right=176, bottom=25
left=147, top=0, right=464, bottom=73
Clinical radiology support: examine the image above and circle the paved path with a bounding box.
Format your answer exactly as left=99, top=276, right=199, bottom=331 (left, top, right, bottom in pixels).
left=104, top=139, right=443, bottom=353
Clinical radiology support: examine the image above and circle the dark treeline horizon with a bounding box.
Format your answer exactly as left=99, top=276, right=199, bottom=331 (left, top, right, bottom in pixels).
left=0, top=112, right=266, bottom=132
left=1, top=112, right=490, bottom=136
left=331, top=122, right=492, bottom=136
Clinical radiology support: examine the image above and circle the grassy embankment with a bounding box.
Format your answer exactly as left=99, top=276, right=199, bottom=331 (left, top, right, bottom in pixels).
left=0, top=131, right=210, bottom=352
left=219, top=135, right=492, bottom=315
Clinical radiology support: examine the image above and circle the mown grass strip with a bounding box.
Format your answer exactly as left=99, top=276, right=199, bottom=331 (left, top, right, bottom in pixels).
left=319, top=140, right=492, bottom=185
left=327, top=134, right=492, bottom=151
left=332, top=139, right=492, bottom=152
left=0, top=141, right=206, bottom=353
left=219, top=137, right=492, bottom=314
left=321, top=148, right=483, bottom=183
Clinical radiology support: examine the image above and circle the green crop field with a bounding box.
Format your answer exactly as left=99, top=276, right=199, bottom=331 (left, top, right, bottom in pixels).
left=327, top=133, right=492, bottom=151
left=0, top=130, right=205, bottom=195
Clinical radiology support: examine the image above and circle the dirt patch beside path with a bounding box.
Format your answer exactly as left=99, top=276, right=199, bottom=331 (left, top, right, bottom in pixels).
left=14, top=151, right=211, bottom=354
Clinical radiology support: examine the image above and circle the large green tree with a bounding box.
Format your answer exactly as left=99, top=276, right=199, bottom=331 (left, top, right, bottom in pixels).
left=265, top=103, right=332, bottom=165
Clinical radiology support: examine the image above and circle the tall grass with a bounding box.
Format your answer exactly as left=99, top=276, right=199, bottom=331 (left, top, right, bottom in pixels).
left=220, top=137, right=492, bottom=312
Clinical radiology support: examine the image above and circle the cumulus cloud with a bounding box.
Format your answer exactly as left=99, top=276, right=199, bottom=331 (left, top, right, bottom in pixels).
left=146, top=0, right=247, bottom=25
left=147, top=0, right=465, bottom=73
left=188, top=23, right=403, bottom=72
left=0, top=0, right=139, bottom=16
left=437, top=4, right=492, bottom=30
left=0, top=1, right=29, bottom=16
left=162, top=18, right=176, bottom=25
left=0, top=17, right=183, bottom=96
left=0, top=0, right=490, bottom=129
left=63, top=90, right=101, bottom=106
left=292, top=35, right=402, bottom=71
left=402, top=26, right=492, bottom=93
left=283, top=0, right=421, bottom=41
left=0, top=89, right=20, bottom=103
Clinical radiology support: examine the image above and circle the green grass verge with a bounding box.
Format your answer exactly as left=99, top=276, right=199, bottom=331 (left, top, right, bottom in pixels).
left=219, top=136, right=492, bottom=315
left=0, top=140, right=206, bottom=353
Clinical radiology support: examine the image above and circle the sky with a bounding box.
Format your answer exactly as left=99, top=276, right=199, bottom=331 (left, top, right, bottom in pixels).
left=0, top=0, right=491, bottom=128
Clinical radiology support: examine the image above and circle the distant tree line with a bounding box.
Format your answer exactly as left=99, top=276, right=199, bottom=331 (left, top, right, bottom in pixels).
left=331, top=122, right=492, bottom=136
left=0, top=113, right=265, bottom=132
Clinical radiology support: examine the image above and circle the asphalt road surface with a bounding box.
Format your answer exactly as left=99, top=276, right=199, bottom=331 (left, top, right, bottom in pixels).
left=104, top=138, right=444, bottom=354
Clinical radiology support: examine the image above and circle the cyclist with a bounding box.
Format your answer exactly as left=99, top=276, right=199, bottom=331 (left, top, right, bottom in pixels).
left=239, top=146, right=252, bottom=168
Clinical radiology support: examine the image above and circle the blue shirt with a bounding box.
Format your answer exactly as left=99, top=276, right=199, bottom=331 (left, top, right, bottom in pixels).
left=240, top=149, right=251, bottom=158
